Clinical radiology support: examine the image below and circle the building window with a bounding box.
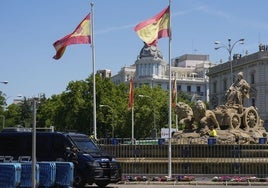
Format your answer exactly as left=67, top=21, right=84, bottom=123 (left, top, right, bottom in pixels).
left=223, top=79, right=227, bottom=91
left=196, top=86, right=201, bottom=93
left=178, top=85, right=181, bottom=91
left=213, top=81, right=217, bottom=93
left=251, top=98, right=255, bottom=107
left=250, top=73, right=255, bottom=84
left=187, top=85, right=191, bottom=92
left=155, top=64, right=159, bottom=75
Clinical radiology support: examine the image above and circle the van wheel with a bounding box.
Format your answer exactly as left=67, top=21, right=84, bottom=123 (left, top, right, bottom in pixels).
left=73, top=171, right=86, bottom=188
left=95, top=181, right=109, bottom=187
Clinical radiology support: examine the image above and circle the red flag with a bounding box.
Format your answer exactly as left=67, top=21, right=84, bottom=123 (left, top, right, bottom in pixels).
left=128, top=78, right=134, bottom=109
left=172, top=78, right=177, bottom=107
left=134, top=6, right=170, bottom=46
left=53, top=13, right=91, bottom=60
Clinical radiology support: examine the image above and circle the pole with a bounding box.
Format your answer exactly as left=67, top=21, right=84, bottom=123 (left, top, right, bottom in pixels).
left=175, top=77, right=178, bottom=130
left=153, top=102, right=156, bottom=137
left=228, top=38, right=233, bottom=82
left=90, top=2, right=97, bottom=139
left=31, top=98, right=37, bottom=187
left=215, top=38, right=244, bottom=84
left=131, top=107, right=134, bottom=143
left=168, top=0, right=172, bottom=178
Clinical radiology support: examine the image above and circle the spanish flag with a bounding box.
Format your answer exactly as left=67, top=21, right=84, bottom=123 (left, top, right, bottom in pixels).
left=53, top=13, right=91, bottom=60
left=134, top=6, right=170, bottom=46
left=128, top=78, right=135, bottom=109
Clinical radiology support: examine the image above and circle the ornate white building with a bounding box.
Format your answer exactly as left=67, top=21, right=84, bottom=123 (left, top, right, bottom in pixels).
left=111, top=43, right=214, bottom=102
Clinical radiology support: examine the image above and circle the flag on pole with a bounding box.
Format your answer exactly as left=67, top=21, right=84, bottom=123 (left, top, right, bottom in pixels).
left=128, top=78, right=135, bottom=109
left=53, top=13, right=91, bottom=60
left=172, top=78, right=176, bottom=108
left=134, top=6, right=170, bottom=46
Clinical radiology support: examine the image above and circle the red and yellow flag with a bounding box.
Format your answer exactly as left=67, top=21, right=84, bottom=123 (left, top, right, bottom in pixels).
left=53, top=13, right=91, bottom=60
left=134, top=6, right=170, bottom=46
left=128, top=78, right=135, bottom=109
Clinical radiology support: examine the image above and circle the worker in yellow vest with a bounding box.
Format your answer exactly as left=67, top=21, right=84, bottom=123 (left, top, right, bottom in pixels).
left=209, top=126, right=217, bottom=137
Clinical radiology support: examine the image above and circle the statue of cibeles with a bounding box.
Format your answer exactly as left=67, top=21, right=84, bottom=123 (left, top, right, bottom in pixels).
left=225, top=72, right=250, bottom=107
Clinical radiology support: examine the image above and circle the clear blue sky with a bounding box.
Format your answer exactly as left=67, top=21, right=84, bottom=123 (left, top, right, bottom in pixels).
left=1, top=0, right=268, bottom=104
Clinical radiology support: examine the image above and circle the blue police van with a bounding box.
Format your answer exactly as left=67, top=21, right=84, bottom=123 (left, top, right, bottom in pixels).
left=0, top=128, right=121, bottom=187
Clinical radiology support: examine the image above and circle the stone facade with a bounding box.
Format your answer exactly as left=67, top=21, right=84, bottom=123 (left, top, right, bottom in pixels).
left=207, top=46, right=268, bottom=130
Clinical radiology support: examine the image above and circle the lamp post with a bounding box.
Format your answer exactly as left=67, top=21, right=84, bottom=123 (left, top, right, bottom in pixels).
left=5, top=95, right=23, bottom=106
left=100, top=104, right=114, bottom=138
left=31, top=97, right=39, bottom=188
left=0, top=81, right=8, bottom=84
left=138, top=94, right=156, bottom=139
left=214, top=38, right=245, bottom=82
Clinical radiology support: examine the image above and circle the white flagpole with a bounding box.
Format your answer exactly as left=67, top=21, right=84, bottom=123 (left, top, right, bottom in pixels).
left=90, top=2, right=97, bottom=139
left=168, top=0, right=172, bottom=178
left=175, top=77, right=178, bottom=130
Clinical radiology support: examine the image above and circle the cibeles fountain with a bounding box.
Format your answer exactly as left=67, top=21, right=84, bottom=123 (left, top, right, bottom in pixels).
left=173, top=72, right=268, bottom=144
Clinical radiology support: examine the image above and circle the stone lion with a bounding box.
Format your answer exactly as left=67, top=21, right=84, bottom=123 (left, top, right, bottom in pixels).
left=174, top=102, right=194, bottom=130
left=193, top=100, right=220, bottom=129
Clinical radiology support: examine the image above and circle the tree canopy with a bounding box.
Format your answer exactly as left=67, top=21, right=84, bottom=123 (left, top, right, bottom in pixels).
left=0, top=75, right=193, bottom=138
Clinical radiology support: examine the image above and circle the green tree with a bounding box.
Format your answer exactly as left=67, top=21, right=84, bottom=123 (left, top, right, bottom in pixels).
left=0, top=91, right=6, bottom=114
left=3, top=75, right=188, bottom=139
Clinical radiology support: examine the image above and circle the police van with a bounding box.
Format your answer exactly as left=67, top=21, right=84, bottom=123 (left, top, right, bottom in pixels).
left=0, top=127, right=121, bottom=187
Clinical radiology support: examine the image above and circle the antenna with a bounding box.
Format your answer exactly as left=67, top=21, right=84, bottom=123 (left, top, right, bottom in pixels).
left=191, top=39, right=198, bottom=53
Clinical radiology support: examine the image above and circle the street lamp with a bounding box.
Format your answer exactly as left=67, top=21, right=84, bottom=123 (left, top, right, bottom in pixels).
left=100, top=104, right=114, bottom=138
left=5, top=95, right=23, bottom=106
left=31, top=97, right=39, bottom=188
left=0, top=81, right=8, bottom=84
left=138, top=94, right=156, bottom=139
left=214, top=38, right=245, bottom=82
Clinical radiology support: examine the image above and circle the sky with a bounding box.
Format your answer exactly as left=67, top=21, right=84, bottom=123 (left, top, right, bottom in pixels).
left=1, top=0, right=268, bottom=104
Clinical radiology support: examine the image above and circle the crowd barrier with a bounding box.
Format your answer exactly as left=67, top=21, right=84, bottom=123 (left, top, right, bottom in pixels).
left=98, top=137, right=268, bottom=178
left=0, top=162, right=74, bottom=187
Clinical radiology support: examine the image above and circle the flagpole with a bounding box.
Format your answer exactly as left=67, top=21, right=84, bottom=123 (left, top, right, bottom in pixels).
left=175, top=77, right=178, bottom=130
left=131, top=107, right=134, bottom=143
left=90, top=2, right=97, bottom=139
left=168, top=0, right=172, bottom=178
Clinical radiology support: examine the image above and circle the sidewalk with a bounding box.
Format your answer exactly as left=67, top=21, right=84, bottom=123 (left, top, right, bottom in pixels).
left=109, top=181, right=268, bottom=188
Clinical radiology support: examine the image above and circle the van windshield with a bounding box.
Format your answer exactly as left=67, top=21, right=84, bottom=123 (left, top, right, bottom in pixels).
left=70, top=136, right=100, bottom=153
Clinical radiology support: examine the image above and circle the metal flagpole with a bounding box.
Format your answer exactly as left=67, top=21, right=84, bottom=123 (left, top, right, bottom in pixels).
left=31, top=98, right=37, bottom=187
left=175, top=77, right=178, bottom=130
left=131, top=107, right=134, bottom=143
left=168, top=0, right=172, bottom=178
left=90, top=2, right=97, bottom=139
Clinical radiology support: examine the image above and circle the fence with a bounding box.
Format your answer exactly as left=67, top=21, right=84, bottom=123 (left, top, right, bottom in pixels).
left=98, top=137, right=268, bottom=178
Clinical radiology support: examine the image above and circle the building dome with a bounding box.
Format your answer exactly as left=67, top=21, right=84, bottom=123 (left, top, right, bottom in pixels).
left=138, top=43, right=163, bottom=59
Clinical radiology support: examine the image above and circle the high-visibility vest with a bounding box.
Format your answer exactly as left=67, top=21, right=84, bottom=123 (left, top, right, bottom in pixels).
left=209, top=129, right=217, bottom=137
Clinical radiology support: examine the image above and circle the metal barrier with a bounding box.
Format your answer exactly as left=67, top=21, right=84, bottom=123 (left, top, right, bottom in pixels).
left=98, top=137, right=268, bottom=178
left=0, top=162, right=74, bottom=187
